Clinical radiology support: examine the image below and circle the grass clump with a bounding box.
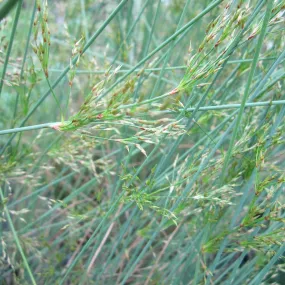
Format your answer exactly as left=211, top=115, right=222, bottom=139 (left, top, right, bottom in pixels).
left=0, top=0, right=285, bottom=284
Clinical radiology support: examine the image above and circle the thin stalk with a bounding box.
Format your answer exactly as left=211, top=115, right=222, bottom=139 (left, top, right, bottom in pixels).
left=159, top=100, right=285, bottom=113
left=0, top=122, right=60, bottom=135
left=0, top=0, right=23, bottom=97
left=13, top=0, right=37, bottom=119
left=0, top=187, right=36, bottom=285
left=41, top=57, right=278, bottom=74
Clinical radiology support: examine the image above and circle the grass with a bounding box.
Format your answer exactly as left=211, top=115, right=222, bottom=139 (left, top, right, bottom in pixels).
left=0, top=0, right=285, bottom=284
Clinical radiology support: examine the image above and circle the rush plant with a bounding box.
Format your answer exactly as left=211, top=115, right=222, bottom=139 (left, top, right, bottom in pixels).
left=0, top=0, right=284, bottom=284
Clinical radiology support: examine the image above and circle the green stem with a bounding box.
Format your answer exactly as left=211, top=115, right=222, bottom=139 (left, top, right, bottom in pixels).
left=0, top=187, right=36, bottom=285
left=1, top=100, right=285, bottom=135
left=13, top=0, right=37, bottom=119
left=160, top=100, right=285, bottom=113
left=0, top=122, right=60, bottom=135
left=0, top=0, right=23, bottom=97
left=39, top=57, right=278, bottom=75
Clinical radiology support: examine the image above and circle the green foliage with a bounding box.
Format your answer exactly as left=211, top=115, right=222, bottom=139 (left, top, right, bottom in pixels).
left=0, top=0, right=284, bottom=284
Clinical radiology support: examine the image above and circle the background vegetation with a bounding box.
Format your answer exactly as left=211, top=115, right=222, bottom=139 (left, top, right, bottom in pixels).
left=0, top=0, right=284, bottom=284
